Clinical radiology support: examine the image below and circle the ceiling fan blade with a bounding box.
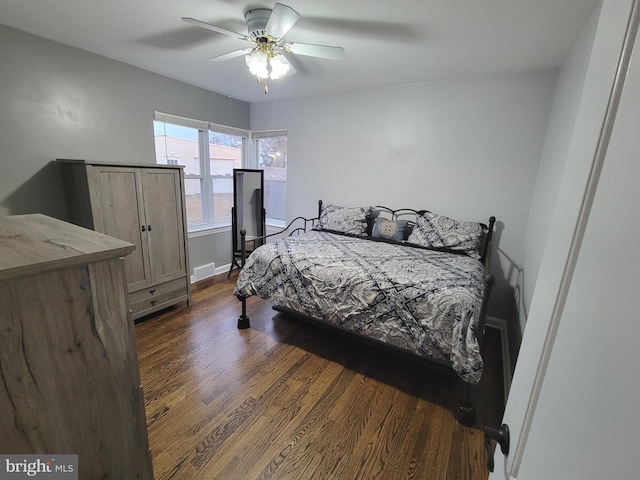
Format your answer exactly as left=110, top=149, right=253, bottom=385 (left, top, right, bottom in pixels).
left=286, top=63, right=297, bottom=76
left=277, top=53, right=297, bottom=76
left=207, top=48, right=253, bottom=62
left=182, top=17, right=251, bottom=42
left=281, top=51, right=305, bottom=75
left=286, top=42, right=345, bottom=60
left=265, top=3, right=300, bottom=39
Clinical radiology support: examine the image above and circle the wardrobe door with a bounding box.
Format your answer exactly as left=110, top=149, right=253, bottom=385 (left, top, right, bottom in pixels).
left=87, top=165, right=152, bottom=291
left=139, top=168, right=187, bottom=284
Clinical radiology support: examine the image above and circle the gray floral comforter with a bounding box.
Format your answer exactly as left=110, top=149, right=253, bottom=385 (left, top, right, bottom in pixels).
left=233, top=230, right=485, bottom=384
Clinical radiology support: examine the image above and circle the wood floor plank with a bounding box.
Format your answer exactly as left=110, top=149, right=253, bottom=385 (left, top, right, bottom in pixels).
left=343, top=387, right=413, bottom=479
left=249, top=365, right=368, bottom=480
left=150, top=345, right=312, bottom=475
left=135, top=273, right=505, bottom=480
left=222, top=357, right=346, bottom=479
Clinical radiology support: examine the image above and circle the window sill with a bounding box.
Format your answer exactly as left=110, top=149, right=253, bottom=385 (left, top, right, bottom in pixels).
left=188, top=224, right=231, bottom=238
left=188, top=220, right=286, bottom=238
left=267, top=220, right=286, bottom=229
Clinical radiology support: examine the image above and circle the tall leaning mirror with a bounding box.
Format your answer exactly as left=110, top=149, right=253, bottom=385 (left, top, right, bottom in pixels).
left=228, top=168, right=265, bottom=277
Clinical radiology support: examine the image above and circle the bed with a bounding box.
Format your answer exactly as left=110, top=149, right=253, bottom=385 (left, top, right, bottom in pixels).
left=233, top=201, right=495, bottom=424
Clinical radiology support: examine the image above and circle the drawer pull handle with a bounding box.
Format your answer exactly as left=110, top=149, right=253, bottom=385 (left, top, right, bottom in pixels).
left=149, top=289, right=156, bottom=295
left=150, top=300, right=157, bottom=306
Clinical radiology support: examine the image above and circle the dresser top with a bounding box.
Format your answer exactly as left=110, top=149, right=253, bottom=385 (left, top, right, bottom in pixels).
left=0, top=214, right=135, bottom=281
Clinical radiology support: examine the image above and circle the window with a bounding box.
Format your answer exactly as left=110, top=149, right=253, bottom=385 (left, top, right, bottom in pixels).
left=153, top=122, right=205, bottom=226
left=154, top=112, right=287, bottom=232
left=252, top=131, right=287, bottom=225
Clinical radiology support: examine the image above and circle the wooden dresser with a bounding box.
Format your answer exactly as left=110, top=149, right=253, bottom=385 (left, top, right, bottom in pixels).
left=59, top=160, right=191, bottom=320
left=0, top=214, right=153, bottom=479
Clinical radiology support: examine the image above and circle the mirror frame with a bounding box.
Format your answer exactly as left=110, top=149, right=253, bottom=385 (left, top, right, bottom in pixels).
left=229, top=169, right=265, bottom=275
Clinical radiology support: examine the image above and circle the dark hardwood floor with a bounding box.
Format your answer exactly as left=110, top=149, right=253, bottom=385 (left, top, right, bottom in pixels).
left=134, top=273, right=505, bottom=480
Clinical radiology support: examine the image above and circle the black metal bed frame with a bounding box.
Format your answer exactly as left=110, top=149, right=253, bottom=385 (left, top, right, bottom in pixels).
left=234, top=200, right=496, bottom=426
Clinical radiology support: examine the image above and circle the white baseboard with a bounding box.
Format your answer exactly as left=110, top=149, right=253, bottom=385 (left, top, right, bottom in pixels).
left=486, top=316, right=512, bottom=401
left=215, top=263, right=232, bottom=276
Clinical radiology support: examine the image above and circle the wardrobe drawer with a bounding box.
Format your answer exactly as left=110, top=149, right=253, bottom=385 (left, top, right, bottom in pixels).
left=129, top=277, right=188, bottom=304
left=129, top=290, right=189, bottom=317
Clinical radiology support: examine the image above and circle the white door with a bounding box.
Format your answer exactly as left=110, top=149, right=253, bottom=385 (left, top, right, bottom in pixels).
left=490, top=1, right=640, bottom=478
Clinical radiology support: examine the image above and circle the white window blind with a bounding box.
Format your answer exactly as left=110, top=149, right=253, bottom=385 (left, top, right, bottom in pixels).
left=153, top=112, right=208, bottom=131
left=250, top=129, right=287, bottom=139
left=153, top=111, right=250, bottom=138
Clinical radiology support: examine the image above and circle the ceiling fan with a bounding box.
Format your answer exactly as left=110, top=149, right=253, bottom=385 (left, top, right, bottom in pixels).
left=182, top=3, right=345, bottom=93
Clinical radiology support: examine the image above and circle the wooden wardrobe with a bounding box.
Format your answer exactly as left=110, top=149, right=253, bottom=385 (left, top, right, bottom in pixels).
left=59, top=160, right=191, bottom=321
left=0, top=214, right=153, bottom=479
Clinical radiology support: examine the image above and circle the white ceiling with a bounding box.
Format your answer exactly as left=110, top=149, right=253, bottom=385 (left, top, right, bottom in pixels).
left=0, top=0, right=600, bottom=104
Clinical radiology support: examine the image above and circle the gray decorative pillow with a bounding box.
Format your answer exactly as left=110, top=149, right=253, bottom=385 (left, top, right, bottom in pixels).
left=371, top=217, right=408, bottom=242
left=315, top=204, right=373, bottom=236
left=407, top=211, right=483, bottom=259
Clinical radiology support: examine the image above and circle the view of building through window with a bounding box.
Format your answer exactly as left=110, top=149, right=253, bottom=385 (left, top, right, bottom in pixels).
left=153, top=122, right=242, bottom=228
left=209, top=131, right=242, bottom=224
left=154, top=115, right=286, bottom=231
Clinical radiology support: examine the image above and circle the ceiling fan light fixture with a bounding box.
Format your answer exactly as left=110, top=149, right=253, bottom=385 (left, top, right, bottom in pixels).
left=268, top=53, right=289, bottom=80
left=245, top=49, right=269, bottom=78
left=245, top=47, right=290, bottom=82
left=185, top=3, right=344, bottom=93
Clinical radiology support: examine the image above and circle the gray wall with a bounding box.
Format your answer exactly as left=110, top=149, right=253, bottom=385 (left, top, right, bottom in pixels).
left=518, top=7, right=599, bottom=333
left=0, top=24, right=249, bottom=273
left=250, top=71, right=560, bottom=323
